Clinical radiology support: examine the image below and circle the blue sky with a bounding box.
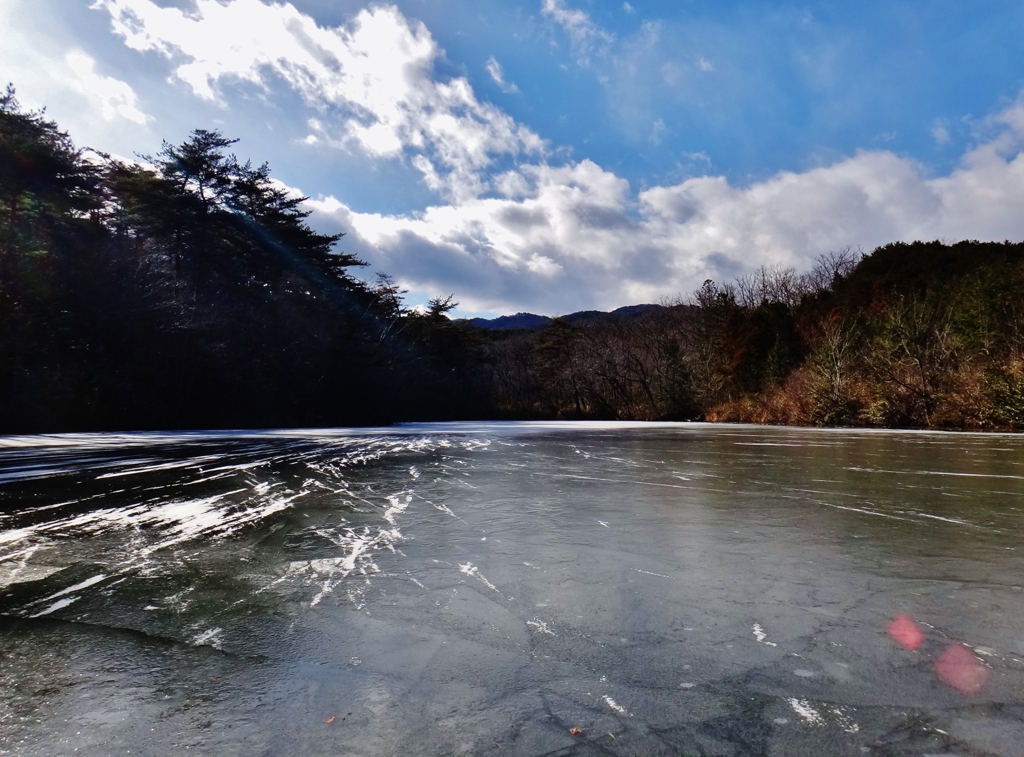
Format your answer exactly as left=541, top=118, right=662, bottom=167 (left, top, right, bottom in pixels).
left=3, top=0, right=1024, bottom=316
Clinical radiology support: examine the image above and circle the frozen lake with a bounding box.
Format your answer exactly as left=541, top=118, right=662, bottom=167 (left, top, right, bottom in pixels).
left=2, top=422, right=1024, bottom=756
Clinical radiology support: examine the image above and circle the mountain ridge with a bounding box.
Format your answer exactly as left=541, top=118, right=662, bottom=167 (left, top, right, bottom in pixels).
left=463, top=304, right=664, bottom=330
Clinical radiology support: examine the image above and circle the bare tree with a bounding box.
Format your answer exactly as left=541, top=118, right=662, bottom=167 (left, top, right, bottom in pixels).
left=801, top=247, right=861, bottom=294
left=735, top=265, right=802, bottom=308
left=863, top=296, right=963, bottom=426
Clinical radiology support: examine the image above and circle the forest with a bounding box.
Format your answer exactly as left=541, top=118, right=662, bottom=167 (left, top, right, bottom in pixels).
left=3, top=87, right=1024, bottom=433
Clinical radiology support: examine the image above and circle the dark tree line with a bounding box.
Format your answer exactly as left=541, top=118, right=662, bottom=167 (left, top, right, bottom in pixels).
left=4, top=87, right=1024, bottom=432
left=0, top=87, right=488, bottom=432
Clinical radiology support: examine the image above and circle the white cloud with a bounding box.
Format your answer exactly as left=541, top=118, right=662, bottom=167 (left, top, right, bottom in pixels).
left=697, top=56, right=713, bottom=72
left=65, top=50, right=150, bottom=125
left=90, top=0, right=1024, bottom=317
left=541, top=0, right=614, bottom=66
left=93, top=0, right=544, bottom=201
left=0, top=1, right=154, bottom=155
left=486, top=56, right=520, bottom=94
left=622, top=3, right=635, bottom=14
left=304, top=99, right=1024, bottom=316
left=997, top=99, right=1024, bottom=137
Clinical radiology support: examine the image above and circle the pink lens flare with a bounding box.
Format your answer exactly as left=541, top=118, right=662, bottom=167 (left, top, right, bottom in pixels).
left=935, top=642, right=991, bottom=695
left=888, top=614, right=925, bottom=650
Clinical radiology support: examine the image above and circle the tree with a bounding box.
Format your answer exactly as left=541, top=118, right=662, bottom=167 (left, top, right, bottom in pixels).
left=426, top=294, right=457, bottom=321
left=1, top=85, right=101, bottom=237
left=683, top=279, right=737, bottom=408
left=155, top=129, right=237, bottom=213
left=807, top=314, right=862, bottom=425
left=226, top=159, right=360, bottom=287
left=863, top=296, right=964, bottom=426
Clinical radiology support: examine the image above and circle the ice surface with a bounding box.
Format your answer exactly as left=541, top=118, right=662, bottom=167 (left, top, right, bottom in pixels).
left=2, top=422, right=1024, bottom=755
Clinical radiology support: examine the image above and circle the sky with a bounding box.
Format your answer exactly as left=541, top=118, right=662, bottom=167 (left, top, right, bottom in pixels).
left=3, top=0, right=1024, bottom=317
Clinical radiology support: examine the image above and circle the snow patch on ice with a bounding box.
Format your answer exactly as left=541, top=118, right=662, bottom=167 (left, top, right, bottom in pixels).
left=829, top=706, right=860, bottom=733
left=191, top=627, right=223, bottom=648
left=603, top=695, right=630, bottom=716
left=753, top=623, right=778, bottom=647
left=383, top=493, right=412, bottom=526
left=527, top=618, right=556, bottom=636
left=788, top=698, right=823, bottom=725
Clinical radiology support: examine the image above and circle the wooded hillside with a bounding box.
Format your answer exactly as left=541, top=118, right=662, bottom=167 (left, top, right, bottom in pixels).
left=4, top=89, right=1023, bottom=432
left=483, top=242, right=1024, bottom=429
left=0, top=88, right=487, bottom=431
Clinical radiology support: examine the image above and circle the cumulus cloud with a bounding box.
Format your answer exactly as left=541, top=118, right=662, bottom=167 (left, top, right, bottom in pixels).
left=66, top=50, right=150, bottom=124
left=305, top=106, right=1024, bottom=316
left=0, top=3, right=152, bottom=147
left=486, top=56, right=520, bottom=94
left=92, top=0, right=544, bottom=201
left=91, top=0, right=1024, bottom=317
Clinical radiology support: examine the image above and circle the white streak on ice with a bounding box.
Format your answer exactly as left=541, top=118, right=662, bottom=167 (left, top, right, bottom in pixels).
left=603, top=695, right=630, bottom=715
left=34, top=573, right=107, bottom=603
left=95, top=455, right=224, bottom=478
left=735, top=442, right=808, bottom=447
left=459, top=562, right=500, bottom=593
left=635, top=568, right=672, bottom=579
left=848, top=466, right=1024, bottom=481
left=527, top=619, right=556, bottom=636
left=303, top=526, right=395, bottom=607
left=818, top=503, right=914, bottom=522
left=910, top=512, right=972, bottom=525
left=29, top=595, right=80, bottom=617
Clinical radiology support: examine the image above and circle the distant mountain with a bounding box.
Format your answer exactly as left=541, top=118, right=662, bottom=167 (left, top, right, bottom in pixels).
left=466, top=312, right=553, bottom=330
left=563, top=304, right=665, bottom=325
left=464, top=304, right=664, bottom=330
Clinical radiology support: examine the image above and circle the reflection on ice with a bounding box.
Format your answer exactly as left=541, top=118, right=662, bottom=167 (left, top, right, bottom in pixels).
left=0, top=431, right=470, bottom=643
